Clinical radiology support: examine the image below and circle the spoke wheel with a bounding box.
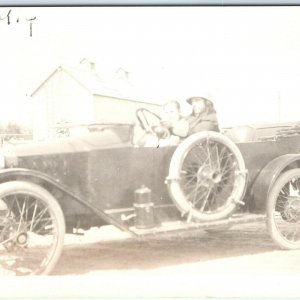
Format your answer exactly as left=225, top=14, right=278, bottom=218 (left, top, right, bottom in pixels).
left=167, top=131, right=247, bottom=221
left=0, top=181, right=65, bottom=275
left=267, top=168, right=300, bottom=250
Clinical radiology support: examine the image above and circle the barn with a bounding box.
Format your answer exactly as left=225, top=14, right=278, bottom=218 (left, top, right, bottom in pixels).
left=30, top=58, right=161, bottom=140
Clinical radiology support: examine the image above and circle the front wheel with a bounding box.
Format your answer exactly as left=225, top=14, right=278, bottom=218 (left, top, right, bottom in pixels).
left=0, top=181, right=65, bottom=275
left=267, top=169, right=300, bottom=250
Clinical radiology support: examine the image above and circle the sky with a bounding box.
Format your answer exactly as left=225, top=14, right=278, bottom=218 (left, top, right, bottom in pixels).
left=1, top=6, right=300, bottom=127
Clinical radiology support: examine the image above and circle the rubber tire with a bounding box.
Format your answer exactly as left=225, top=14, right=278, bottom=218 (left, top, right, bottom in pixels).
left=167, top=131, right=247, bottom=222
left=267, top=168, right=300, bottom=250
left=0, top=181, right=65, bottom=275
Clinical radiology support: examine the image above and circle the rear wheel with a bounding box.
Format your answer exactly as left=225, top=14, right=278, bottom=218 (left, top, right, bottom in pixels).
left=167, top=131, right=247, bottom=221
left=0, top=181, right=65, bottom=275
left=267, top=169, right=300, bottom=250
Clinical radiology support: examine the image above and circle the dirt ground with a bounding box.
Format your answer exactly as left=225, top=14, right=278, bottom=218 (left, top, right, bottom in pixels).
left=2, top=220, right=300, bottom=298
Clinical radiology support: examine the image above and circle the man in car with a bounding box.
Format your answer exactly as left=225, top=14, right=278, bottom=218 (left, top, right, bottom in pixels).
left=134, top=100, right=187, bottom=147
left=158, top=100, right=189, bottom=144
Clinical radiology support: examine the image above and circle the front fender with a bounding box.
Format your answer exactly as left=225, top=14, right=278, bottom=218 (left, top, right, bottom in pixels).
left=0, top=168, right=123, bottom=229
left=0, top=167, right=83, bottom=201
left=251, top=154, right=300, bottom=212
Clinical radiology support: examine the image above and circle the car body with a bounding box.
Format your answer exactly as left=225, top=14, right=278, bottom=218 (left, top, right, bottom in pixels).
left=1, top=120, right=300, bottom=275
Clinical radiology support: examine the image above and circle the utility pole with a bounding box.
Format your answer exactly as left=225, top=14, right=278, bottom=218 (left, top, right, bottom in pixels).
left=278, top=90, right=281, bottom=122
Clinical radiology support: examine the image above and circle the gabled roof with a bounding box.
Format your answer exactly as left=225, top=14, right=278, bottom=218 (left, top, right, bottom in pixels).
left=30, top=64, right=125, bottom=98
left=30, top=67, right=59, bottom=97
left=62, top=65, right=122, bottom=97
left=30, top=60, right=161, bottom=106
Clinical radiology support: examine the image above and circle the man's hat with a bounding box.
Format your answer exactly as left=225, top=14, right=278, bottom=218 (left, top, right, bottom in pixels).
left=186, top=96, right=210, bottom=105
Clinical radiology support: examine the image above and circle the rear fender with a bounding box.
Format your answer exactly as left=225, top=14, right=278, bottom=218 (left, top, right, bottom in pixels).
left=251, top=154, right=300, bottom=212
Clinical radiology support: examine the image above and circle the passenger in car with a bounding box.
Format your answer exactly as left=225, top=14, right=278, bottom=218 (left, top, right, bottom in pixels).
left=184, top=97, right=220, bottom=134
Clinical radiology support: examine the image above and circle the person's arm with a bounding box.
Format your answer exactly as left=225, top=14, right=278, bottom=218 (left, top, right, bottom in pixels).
left=188, top=114, right=220, bottom=134
left=171, top=119, right=189, bottom=137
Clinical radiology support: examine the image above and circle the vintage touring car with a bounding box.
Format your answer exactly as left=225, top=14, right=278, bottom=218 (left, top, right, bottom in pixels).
left=1, top=108, right=300, bottom=275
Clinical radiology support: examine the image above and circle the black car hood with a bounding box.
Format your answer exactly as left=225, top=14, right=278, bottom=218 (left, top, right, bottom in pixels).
left=11, top=130, right=132, bottom=158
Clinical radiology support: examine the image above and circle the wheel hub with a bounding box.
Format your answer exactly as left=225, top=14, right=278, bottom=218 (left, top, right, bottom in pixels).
left=197, top=165, right=222, bottom=187
left=283, top=196, right=300, bottom=222
left=16, top=232, right=28, bottom=245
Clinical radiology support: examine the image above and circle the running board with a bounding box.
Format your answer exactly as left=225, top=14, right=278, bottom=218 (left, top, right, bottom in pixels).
left=129, top=213, right=266, bottom=236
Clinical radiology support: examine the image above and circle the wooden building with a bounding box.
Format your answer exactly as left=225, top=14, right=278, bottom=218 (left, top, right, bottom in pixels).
left=30, top=59, right=161, bottom=140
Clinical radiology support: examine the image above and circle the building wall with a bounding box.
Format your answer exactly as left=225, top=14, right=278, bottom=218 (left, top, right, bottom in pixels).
left=93, top=95, right=161, bottom=124
left=32, top=67, right=162, bottom=140
left=32, top=69, right=94, bottom=140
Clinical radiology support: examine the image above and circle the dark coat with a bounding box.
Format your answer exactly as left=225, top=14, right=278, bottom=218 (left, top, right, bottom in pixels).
left=185, top=111, right=220, bottom=135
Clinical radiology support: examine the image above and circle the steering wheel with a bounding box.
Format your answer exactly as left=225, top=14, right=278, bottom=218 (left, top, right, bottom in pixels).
left=136, top=108, right=170, bottom=139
